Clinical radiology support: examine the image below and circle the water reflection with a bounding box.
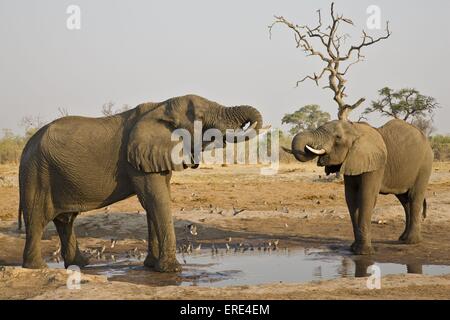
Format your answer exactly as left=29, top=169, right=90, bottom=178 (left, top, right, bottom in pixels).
left=47, top=247, right=450, bottom=287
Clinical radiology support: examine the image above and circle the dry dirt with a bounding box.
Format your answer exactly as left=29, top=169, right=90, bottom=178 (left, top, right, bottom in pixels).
left=1, top=162, right=450, bottom=300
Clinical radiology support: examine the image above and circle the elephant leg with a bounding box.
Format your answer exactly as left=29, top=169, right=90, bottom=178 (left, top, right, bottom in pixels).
left=143, top=217, right=160, bottom=268
left=132, top=171, right=180, bottom=272
left=344, top=175, right=360, bottom=251
left=53, top=212, right=89, bottom=268
left=353, top=171, right=382, bottom=255
left=396, top=193, right=410, bottom=241
left=22, top=217, right=47, bottom=269
left=402, top=194, right=424, bottom=244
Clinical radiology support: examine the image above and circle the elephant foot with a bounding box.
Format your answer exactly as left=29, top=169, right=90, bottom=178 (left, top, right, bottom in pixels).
left=154, top=257, right=181, bottom=273
left=64, top=252, right=90, bottom=269
left=351, top=242, right=375, bottom=255
left=398, top=232, right=407, bottom=241
left=143, top=254, right=158, bottom=269
left=23, top=258, right=47, bottom=269
left=401, top=233, right=422, bottom=244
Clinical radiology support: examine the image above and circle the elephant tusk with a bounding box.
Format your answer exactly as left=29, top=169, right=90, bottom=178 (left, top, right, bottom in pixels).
left=236, top=121, right=258, bottom=136
left=245, top=121, right=258, bottom=132
left=305, top=145, right=326, bottom=155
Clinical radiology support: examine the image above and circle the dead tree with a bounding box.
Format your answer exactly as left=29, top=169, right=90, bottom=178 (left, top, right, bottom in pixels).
left=269, top=2, right=391, bottom=120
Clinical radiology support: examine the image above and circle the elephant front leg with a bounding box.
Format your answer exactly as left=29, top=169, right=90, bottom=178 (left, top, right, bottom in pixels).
left=143, top=218, right=160, bottom=268
left=344, top=176, right=360, bottom=252
left=353, top=171, right=383, bottom=255
left=133, top=171, right=180, bottom=273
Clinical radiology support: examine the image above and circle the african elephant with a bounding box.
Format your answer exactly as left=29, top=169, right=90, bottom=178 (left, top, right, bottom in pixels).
left=284, top=119, right=433, bottom=255
left=19, top=94, right=262, bottom=271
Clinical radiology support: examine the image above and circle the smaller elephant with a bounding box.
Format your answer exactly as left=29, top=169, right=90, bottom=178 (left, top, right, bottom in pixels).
left=284, top=119, right=433, bottom=254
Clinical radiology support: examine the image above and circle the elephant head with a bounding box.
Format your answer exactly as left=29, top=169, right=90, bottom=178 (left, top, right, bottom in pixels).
left=284, top=120, right=387, bottom=175
left=127, top=94, right=263, bottom=173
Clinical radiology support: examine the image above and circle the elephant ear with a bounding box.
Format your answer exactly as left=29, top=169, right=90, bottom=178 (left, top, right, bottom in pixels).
left=340, top=123, right=387, bottom=176
left=127, top=113, right=187, bottom=173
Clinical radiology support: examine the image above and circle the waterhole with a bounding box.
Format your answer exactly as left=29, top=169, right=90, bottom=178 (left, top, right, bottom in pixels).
left=48, top=247, right=450, bottom=287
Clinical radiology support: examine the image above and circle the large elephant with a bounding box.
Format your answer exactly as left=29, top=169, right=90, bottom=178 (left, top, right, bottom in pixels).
left=284, top=119, right=433, bottom=254
left=19, top=94, right=262, bottom=271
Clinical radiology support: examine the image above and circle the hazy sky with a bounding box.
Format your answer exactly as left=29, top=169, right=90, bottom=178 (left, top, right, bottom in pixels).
left=1, top=0, right=449, bottom=134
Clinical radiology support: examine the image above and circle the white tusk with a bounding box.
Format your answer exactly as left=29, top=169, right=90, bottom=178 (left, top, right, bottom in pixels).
left=245, top=121, right=258, bottom=132
left=237, top=121, right=258, bottom=136
left=305, top=145, right=326, bottom=155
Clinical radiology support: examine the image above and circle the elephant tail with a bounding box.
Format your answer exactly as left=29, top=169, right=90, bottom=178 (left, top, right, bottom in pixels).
left=422, top=199, right=427, bottom=220
left=18, top=202, right=23, bottom=231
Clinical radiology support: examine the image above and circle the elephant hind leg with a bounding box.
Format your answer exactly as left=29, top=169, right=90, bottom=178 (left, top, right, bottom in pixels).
left=401, top=194, right=424, bottom=244
left=396, top=193, right=410, bottom=241
left=53, top=212, right=89, bottom=268
left=22, top=215, right=47, bottom=269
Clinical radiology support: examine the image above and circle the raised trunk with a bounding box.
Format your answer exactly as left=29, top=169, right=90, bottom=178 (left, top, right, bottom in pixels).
left=206, top=105, right=263, bottom=132
left=291, top=129, right=328, bottom=162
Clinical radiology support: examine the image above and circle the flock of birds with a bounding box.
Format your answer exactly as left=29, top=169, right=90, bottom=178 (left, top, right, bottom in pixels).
left=49, top=222, right=283, bottom=265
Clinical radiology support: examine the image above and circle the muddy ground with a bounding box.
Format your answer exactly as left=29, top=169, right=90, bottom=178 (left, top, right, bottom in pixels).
left=1, top=162, right=450, bottom=299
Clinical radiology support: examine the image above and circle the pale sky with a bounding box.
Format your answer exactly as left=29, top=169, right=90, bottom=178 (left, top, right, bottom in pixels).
left=1, top=0, right=449, bottom=134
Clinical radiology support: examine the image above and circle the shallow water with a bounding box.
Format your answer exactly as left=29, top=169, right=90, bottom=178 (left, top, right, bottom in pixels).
left=48, top=247, right=450, bottom=287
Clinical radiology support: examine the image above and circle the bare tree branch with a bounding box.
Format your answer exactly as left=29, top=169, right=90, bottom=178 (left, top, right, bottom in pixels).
left=269, top=2, right=391, bottom=120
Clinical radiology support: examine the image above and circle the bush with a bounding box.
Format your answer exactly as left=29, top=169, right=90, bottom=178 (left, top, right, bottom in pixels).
left=431, top=135, right=450, bottom=161
left=0, top=129, right=26, bottom=164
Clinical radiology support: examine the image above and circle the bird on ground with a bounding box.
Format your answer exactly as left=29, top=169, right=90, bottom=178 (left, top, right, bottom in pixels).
left=186, top=224, right=198, bottom=236
left=232, top=206, right=245, bottom=216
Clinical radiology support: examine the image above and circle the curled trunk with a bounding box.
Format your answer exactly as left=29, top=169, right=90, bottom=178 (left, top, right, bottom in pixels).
left=206, top=105, right=263, bottom=132
left=291, top=129, right=328, bottom=162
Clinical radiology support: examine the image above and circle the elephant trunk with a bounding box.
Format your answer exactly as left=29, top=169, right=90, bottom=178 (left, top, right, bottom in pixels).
left=209, top=105, right=263, bottom=132
left=290, top=128, right=329, bottom=162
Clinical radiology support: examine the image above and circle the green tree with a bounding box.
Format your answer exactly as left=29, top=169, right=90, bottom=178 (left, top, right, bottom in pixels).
left=363, top=87, right=439, bottom=122
left=282, top=105, right=331, bottom=135
left=362, top=87, right=439, bottom=136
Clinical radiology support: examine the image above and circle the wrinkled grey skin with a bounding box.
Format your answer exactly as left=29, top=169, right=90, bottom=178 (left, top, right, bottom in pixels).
left=19, top=94, right=262, bottom=271
left=286, top=119, right=433, bottom=255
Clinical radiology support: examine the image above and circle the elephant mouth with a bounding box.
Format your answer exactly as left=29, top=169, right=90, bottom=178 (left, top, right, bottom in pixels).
left=325, top=164, right=342, bottom=175
left=317, top=154, right=329, bottom=167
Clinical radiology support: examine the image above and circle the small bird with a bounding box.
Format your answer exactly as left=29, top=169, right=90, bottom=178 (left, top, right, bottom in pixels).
left=225, top=243, right=230, bottom=251
left=284, top=223, right=289, bottom=228
left=226, top=237, right=232, bottom=243
left=100, top=245, right=106, bottom=254
left=110, top=239, right=117, bottom=249
left=273, top=239, right=279, bottom=247
left=217, top=210, right=224, bottom=216
left=52, top=246, right=61, bottom=257
left=187, top=224, right=198, bottom=236
left=194, top=243, right=202, bottom=251
left=104, top=206, right=111, bottom=213
left=111, top=254, right=116, bottom=262
left=233, top=206, right=245, bottom=216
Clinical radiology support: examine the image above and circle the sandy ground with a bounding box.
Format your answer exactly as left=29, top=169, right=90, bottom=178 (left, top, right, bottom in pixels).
left=1, top=162, right=450, bottom=300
